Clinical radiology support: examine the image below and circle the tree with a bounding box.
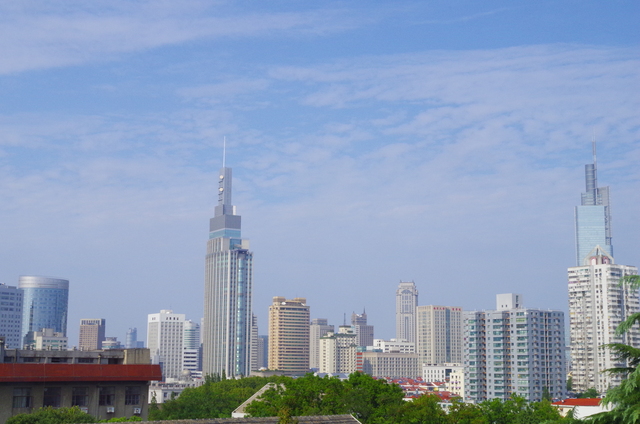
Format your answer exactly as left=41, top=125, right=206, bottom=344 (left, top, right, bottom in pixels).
left=577, top=388, right=600, bottom=399
left=6, top=407, right=96, bottom=424
left=566, top=376, right=573, bottom=392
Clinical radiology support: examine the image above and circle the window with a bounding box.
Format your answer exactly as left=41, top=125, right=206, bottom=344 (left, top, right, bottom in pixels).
left=99, top=386, right=115, bottom=406
left=13, top=388, right=32, bottom=408
left=72, top=387, right=89, bottom=407
left=43, top=387, right=62, bottom=407
left=125, top=386, right=141, bottom=405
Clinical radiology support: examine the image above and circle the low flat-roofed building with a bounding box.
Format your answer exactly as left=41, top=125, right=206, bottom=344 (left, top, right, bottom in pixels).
left=356, top=350, right=420, bottom=379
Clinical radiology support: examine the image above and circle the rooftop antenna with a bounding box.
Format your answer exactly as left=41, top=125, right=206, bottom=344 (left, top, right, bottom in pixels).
left=592, top=131, right=597, bottom=169
left=343, top=313, right=346, bottom=326
left=223, top=136, right=227, bottom=168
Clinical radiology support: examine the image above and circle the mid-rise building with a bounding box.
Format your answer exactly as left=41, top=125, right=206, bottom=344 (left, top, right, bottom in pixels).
left=147, top=310, right=185, bottom=380
left=464, top=294, right=566, bottom=403
left=102, top=336, right=122, bottom=350
left=568, top=250, right=639, bottom=393
left=32, top=328, right=67, bottom=350
left=257, top=335, right=268, bottom=370
left=18, top=276, right=69, bottom=347
left=373, top=338, right=415, bottom=354
left=351, top=310, right=374, bottom=347
left=396, top=281, right=418, bottom=343
left=126, top=328, right=138, bottom=349
left=319, top=326, right=357, bottom=374
left=268, top=297, right=310, bottom=375
left=203, top=166, right=253, bottom=378
left=356, top=349, right=420, bottom=379
left=0, top=283, right=23, bottom=349
left=79, top=318, right=106, bottom=351
left=309, top=318, right=334, bottom=370
left=416, top=305, right=462, bottom=366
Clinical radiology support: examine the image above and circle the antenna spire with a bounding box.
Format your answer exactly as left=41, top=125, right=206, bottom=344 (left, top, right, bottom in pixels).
left=223, top=136, right=226, bottom=168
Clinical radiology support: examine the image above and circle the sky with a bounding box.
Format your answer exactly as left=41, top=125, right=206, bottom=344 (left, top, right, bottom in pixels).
left=0, top=1, right=638, bottom=346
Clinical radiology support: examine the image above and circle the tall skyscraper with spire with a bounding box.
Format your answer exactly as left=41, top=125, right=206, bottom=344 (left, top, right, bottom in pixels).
left=203, top=165, right=253, bottom=377
left=574, top=139, right=612, bottom=265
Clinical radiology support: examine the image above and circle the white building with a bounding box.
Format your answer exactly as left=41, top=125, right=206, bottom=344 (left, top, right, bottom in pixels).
left=356, top=350, right=420, bottom=379
left=319, top=326, right=357, bottom=374
left=464, top=294, right=566, bottom=403
left=148, top=310, right=185, bottom=380
left=396, top=281, right=418, bottom=343
left=373, top=339, right=415, bottom=354
left=422, top=363, right=465, bottom=399
left=310, top=318, right=334, bottom=370
left=416, top=305, right=462, bottom=365
left=32, top=328, right=67, bottom=350
left=568, top=248, right=639, bottom=394
left=183, top=320, right=201, bottom=374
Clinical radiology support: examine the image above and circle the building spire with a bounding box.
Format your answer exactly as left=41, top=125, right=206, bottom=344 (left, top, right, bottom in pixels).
left=223, top=136, right=226, bottom=169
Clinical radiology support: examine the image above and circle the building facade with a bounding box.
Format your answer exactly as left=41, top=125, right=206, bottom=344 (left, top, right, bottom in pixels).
left=356, top=350, right=420, bottom=379
left=319, top=326, right=357, bottom=374
left=373, top=338, right=415, bottom=354
left=568, top=250, right=639, bottom=393
left=268, top=297, right=310, bottom=375
left=396, top=281, right=418, bottom=343
left=147, top=310, right=185, bottom=380
left=203, top=166, right=253, bottom=378
left=79, top=319, right=106, bottom=351
left=310, top=318, right=334, bottom=370
left=464, top=294, right=566, bottom=403
left=351, top=310, right=374, bottom=348
left=32, top=328, right=67, bottom=350
left=416, top=305, right=462, bottom=365
left=18, top=276, right=69, bottom=347
left=0, top=283, right=23, bottom=349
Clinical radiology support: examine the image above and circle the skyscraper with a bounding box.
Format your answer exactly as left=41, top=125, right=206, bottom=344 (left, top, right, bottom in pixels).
left=310, top=318, right=334, bottom=369
left=203, top=166, right=253, bottom=377
left=396, top=281, right=418, bottom=343
left=268, top=297, right=310, bottom=375
left=18, top=276, right=69, bottom=347
left=79, top=318, right=106, bottom=351
left=416, top=305, right=462, bottom=365
left=575, top=140, right=613, bottom=265
left=147, top=310, right=185, bottom=380
left=0, top=283, right=23, bottom=349
left=351, top=310, right=374, bottom=347
left=125, top=327, right=138, bottom=349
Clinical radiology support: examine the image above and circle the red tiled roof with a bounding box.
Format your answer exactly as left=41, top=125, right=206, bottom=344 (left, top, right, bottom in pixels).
left=552, top=398, right=601, bottom=407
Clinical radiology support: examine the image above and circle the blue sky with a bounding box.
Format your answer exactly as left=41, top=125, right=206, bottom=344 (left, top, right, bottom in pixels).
left=1, top=1, right=638, bottom=346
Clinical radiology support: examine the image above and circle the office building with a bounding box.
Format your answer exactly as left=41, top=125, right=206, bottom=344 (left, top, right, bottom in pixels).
left=351, top=310, right=374, bottom=347
left=464, top=294, right=566, bottom=403
left=79, top=318, right=106, bottom=351
left=18, top=276, right=69, bottom=347
left=203, top=166, right=253, bottom=377
left=147, top=310, right=185, bottom=380
left=310, top=318, right=334, bottom=369
left=319, top=326, right=357, bottom=374
left=257, top=335, right=268, bottom=370
left=32, top=328, right=68, bottom=350
left=416, top=305, right=463, bottom=365
left=568, top=249, right=639, bottom=393
left=102, top=337, right=122, bottom=350
left=373, top=338, right=415, bottom=354
left=250, top=314, right=259, bottom=372
left=0, top=283, right=23, bottom=349
left=396, top=281, right=418, bottom=343
left=575, top=140, right=613, bottom=265
left=356, top=350, right=420, bottom=379
left=126, top=327, right=138, bottom=349
left=268, top=297, right=310, bottom=375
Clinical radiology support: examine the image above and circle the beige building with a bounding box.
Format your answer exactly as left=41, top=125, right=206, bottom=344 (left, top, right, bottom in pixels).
left=32, top=328, right=67, bottom=350
left=422, top=363, right=465, bottom=398
left=79, top=319, right=106, bottom=351
left=319, top=326, right=357, bottom=374
left=356, top=350, right=420, bottom=379
left=309, top=318, right=334, bottom=370
left=268, top=297, right=310, bottom=375
left=416, top=305, right=462, bottom=365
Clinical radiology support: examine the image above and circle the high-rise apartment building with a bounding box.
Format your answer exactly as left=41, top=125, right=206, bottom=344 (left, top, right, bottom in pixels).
left=416, top=305, right=463, bottom=365
left=203, top=166, right=253, bottom=378
left=0, top=283, right=23, bottom=349
left=575, top=141, right=612, bottom=265
left=464, top=294, right=566, bottom=403
left=250, top=314, right=259, bottom=372
left=568, top=249, right=639, bottom=393
left=257, top=335, right=268, bottom=370
left=309, top=318, right=334, bottom=370
left=183, top=320, right=201, bottom=373
left=396, top=281, right=418, bottom=343
left=79, top=319, right=106, bottom=351
left=351, top=310, right=374, bottom=347
left=319, top=325, right=357, bottom=374
left=18, top=276, right=69, bottom=347
left=268, top=297, right=310, bottom=375
left=147, top=310, right=186, bottom=380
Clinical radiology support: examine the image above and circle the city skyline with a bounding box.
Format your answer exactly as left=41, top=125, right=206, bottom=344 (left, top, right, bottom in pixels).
left=0, top=1, right=638, bottom=345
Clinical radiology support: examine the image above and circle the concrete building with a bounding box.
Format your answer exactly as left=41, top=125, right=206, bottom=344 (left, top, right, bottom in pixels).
left=102, top=337, right=122, bottom=350
left=464, top=294, right=566, bottom=403
left=250, top=314, right=259, bottom=372
left=351, top=310, right=374, bottom=347
left=257, top=335, right=268, bottom=370
left=309, top=318, right=334, bottom=370
left=203, top=166, right=253, bottom=378
left=319, top=326, right=357, bottom=374
left=373, top=338, right=415, bottom=354
left=79, top=319, right=106, bottom=351
left=183, top=319, right=201, bottom=373
left=396, top=281, right=418, bottom=343
left=416, top=305, right=463, bottom=366
left=0, top=343, right=160, bottom=423
left=568, top=249, right=639, bottom=393
left=356, top=349, right=420, bottom=379
left=422, top=363, right=465, bottom=399
left=0, top=283, right=23, bottom=349
left=268, top=297, right=310, bottom=375
left=147, top=310, right=185, bottom=380
left=32, top=328, right=67, bottom=350
left=18, top=276, right=69, bottom=347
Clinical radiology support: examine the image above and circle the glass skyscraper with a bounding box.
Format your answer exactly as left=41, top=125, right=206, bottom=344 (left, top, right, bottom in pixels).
left=202, top=166, right=253, bottom=377
left=18, top=276, right=69, bottom=347
left=574, top=141, right=612, bottom=265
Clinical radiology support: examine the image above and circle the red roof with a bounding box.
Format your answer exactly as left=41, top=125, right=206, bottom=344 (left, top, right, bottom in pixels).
left=552, top=398, right=601, bottom=407
left=0, top=363, right=162, bottom=382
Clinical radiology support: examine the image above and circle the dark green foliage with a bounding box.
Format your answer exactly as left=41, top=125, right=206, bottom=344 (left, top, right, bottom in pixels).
left=566, top=376, right=573, bottom=392
left=98, top=417, right=142, bottom=422
left=577, top=388, right=600, bottom=398
left=6, top=407, right=96, bottom=424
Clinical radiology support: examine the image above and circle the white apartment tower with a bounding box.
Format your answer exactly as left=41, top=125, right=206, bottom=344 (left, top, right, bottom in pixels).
left=396, top=281, right=418, bottom=343
left=310, top=318, right=334, bottom=370
left=464, top=294, right=566, bottom=403
left=416, top=305, right=462, bottom=365
left=319, top=325, right=357, bottom=374
left=148, top=310, right=186, bottom=380
left=568, top=249, right=639, bottom=393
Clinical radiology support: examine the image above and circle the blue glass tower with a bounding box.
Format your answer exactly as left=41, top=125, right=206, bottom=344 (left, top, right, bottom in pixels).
left=575, top=141, right=613, bottom=265
left=18, top=276, right=69, bottom=347
left=203, top=166, right=253, bottom=377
